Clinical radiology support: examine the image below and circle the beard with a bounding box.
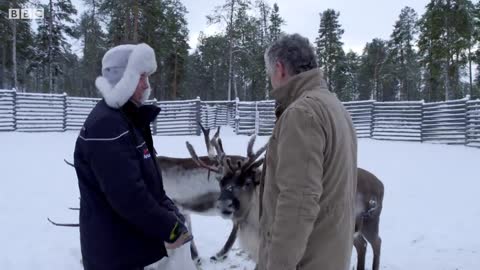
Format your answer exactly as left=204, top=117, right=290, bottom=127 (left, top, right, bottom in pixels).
left=140, top=87, right=151, bottom=104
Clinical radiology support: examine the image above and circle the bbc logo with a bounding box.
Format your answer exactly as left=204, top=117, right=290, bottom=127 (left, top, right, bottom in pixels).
left=8, top=8, right=45, bottom=20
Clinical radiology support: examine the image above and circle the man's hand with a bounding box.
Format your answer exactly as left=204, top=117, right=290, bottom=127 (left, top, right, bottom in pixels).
left=164, top=232, right=193, bottom=249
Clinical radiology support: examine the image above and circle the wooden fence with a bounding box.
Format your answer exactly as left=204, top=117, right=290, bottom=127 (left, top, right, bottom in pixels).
left=230, top=95, right=479, bottom=148
left=422, top=98, right=469, bottom=144
left=153, top=98, right=201, bottom=136
left=1, top=89, right=479, bottom=147
left=467, top=99, right=480, bottom=147
left=200, top=101, right=236, bottom=129
left=235, top=100, right=275, bottom=136
left=0, top=90, right=15, bottom=131
left=372, top=101, right=423, bottom=142
left=343, top=100, right=374, bottom=138
left=66, top=96, right=99, bottom=131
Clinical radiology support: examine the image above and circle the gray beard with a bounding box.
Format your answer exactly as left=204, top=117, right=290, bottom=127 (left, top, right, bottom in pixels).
left=140, top=87, right=151, bottom=104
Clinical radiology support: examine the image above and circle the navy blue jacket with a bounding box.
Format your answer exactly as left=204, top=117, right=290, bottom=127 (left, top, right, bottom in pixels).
left=74, top=100, right=183, bottom=270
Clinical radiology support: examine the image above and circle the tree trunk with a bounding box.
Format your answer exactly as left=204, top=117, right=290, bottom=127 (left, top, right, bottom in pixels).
left=469, top=46, right=472, bottom=97
left=227, top=0, right=235, bottom=100
left=233, top=72, right=238, bottom=100
left=264, top=74, right=269, bottom=99
left=91, top=0, right=97, bottom=97
left=125, top=1, right=132, bottom=42
left=48, top=0, right=54, bottom=93
left=133, top=0, right=138, bottom=42
left=12, top=6, right=18, bottom=90
left=243, top=75, right=247, bottom=101
left=171, top=42, right=178, bottom=99
left=261, top=0, right=269, bottom=99
left=444, top=1, right=450, bottom=101
left=1, top=44, right=6, bottom=89
left=400, top=48, right=405, bottom=100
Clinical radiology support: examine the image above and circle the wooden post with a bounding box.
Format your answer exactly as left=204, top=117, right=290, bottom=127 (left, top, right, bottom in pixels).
left=235, top=98, right=240, bottom=135
left=63, top=92, right=67, bottom=131
left=464, top=95, right=470, bottom=146
left=12, top=90, right=17, bottom=131
left=226, top=101, right=231, bottom=127
left=152, top=98, right=158, bottom=135
left=420, top=100, right=425, bottom=143
left=196, top=97, right=201, bottom=136
left=370, top=100, right=375, bottom=139
left=255, top=102, right=260, bottom=135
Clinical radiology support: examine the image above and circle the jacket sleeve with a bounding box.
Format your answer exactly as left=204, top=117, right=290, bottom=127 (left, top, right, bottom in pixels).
left=87, top=125, right=180, bottom=242
left=267, top=107, right=325, bottom=270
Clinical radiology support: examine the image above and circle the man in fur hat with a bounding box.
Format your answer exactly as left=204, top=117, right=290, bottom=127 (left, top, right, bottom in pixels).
left=73, top=43, right=191, bottom=270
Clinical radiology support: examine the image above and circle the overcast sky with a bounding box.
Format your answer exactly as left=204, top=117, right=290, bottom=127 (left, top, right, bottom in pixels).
left=182, top=0, right=430, bottom=53
left=44, top=0, right=430, bottom=55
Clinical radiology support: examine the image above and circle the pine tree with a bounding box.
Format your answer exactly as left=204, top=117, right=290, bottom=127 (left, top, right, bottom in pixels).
left=207, top=0, right=251, bottom=100
left=184, top=33, right=230, bottom=100
left=315, top=9, right=346, bottom=96
left=0, top=0, right=34, bottom=91
left=76, top=8, right=107, bottom=96
left=256, top=0, right=271, bottom=99
left=471, top=0, right=480, bottom=98
left=343, top=51, right=361, bottom=101
left=418, top=0, right=475, bottom=101
left=268, top=3, right=284, bottom=42
left=161, top=0, right=190, bottom=100
left=358, top=39, right=389, bottom=101
left=389, top=6, right=421, bottom=100
left=33, top=0, right=77, bottom=93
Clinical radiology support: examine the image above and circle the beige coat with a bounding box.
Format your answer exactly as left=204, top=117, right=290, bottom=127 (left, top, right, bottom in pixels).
left=257, top=69, right=358, bottom=270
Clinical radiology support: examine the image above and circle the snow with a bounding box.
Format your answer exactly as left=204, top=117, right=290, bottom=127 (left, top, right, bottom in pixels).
left=1, top=128, right=479, bottom=270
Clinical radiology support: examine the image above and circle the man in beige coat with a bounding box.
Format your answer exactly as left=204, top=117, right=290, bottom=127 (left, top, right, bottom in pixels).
left=257, top=34, right=358, bottom=270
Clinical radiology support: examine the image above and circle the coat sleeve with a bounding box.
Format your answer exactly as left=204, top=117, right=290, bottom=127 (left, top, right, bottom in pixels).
left=267, top=107, right=325, bottom=270
left=87, top=126, right=180, bottom=242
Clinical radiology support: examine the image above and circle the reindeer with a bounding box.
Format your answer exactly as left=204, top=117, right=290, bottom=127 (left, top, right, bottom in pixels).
left=186, top=135, right=384, bottom=270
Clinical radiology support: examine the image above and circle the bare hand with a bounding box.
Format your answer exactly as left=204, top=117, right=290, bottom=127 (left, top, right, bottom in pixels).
left=164, top=232, right=192, bottom=249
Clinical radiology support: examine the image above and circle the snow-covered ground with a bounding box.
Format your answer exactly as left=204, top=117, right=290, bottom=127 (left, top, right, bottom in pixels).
left=1, top=128, right=479, bottom=270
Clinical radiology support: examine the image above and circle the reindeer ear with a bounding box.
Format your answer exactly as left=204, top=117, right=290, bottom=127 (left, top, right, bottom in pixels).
left=252, top=158, right=264, bottom=169
left=246, top=158, right=264, bottom=172
left=226, top=158, right=235, bottom=172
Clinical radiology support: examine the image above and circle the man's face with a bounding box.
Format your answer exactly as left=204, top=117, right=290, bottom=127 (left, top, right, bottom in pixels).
left=132, top=74, right=149, bottom=104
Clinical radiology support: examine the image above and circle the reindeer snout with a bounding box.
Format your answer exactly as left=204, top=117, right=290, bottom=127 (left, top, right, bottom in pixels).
left=217, top=199, right=234, bottom=210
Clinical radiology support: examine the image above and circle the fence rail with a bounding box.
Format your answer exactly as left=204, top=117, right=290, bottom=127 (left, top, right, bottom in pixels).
left=0, top=89, right=479, bottom=148
left=372, top=101, right=423, bottom=142
left=344, top=100, right=374, bottom=138
left=467, top=99, right=480, bottom=147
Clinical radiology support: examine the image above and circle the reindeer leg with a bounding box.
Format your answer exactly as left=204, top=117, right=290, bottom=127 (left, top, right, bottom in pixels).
left=183, top=213, right=201, bottom=266
left=353, top=234, right=367, bottom=270
left=211, top=221, right=238, bottom=262
left=363, top=217, right=381, bottom=270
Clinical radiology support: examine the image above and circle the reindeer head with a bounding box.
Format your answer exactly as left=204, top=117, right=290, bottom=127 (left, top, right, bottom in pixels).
left=186, top=134, right=266, bottom=220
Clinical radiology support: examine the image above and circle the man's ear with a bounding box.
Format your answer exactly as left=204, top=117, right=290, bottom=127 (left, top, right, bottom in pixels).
left=276, top=61, right=286, bottom=78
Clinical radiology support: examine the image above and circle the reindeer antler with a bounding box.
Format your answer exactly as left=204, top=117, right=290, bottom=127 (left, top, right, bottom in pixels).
left=241, top=135, right=268, bottom=171
left=198, top=121, right=222, bottom=161
left=64, top=159, right=74, bottom=168
left=186, top=141, right=223, bottom=173
left=47, top=218, right=79, bottom=227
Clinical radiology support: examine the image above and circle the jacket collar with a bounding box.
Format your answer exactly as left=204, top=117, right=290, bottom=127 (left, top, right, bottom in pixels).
left=121, top=100, right=160, bottom=128
left=271, top=68, right=328, bottom=117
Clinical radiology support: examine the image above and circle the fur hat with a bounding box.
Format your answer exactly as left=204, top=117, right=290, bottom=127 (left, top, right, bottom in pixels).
left=95, top=43, right=157, bottom=108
